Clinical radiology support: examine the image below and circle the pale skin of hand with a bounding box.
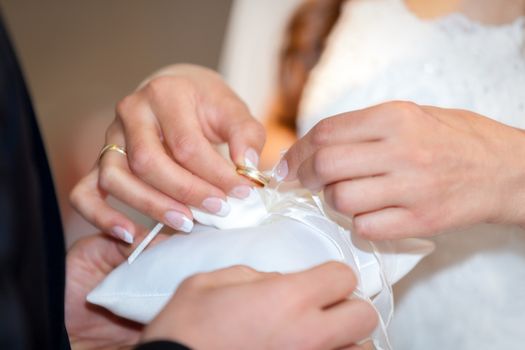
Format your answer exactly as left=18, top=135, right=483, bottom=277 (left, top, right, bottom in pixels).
left=141, top=262, right=377, bottom=350
left=277, top=101, right=525, bottom=240
left=65, top=234, right=377, bottom=350
left=70, top=64, right=266, bottom=244
left=65, top=234, right=145, bottom=350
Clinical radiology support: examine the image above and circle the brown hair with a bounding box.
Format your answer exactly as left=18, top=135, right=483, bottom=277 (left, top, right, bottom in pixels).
left=272, top=0, right=346, bottom=131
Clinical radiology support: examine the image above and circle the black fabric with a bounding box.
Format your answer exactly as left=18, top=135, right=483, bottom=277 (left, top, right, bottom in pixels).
left=135, top=341, right=192, bottom=350
left=0, top=12, right=69, bottom=350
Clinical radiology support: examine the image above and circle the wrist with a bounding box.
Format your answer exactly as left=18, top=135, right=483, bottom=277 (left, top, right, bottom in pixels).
left=489, top=128, right=525, bottom=227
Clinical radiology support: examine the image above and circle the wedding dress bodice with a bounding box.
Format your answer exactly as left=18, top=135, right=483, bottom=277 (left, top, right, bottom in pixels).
left=298, top=0, right=525, bottom=348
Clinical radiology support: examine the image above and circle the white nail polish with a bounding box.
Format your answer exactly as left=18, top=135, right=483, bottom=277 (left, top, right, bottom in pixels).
left=230, top=185, right=252, bottom=199
left=111, top=226, right=134, bottom=244
left=274, top=159, right=288, bottom=182
left=164, top=211, right=194, bottom=233
left=202, top=197, right=231, bottom=217
left=179, top=216, right=194, bottom=233
left=244, top=148, right=259, bottom=168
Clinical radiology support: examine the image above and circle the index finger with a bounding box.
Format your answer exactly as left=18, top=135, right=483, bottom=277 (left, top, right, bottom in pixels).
left=279, top=107, right=388, bottom=182
left=212, top=97, right=266, bottom=168
left=118, top=95, right=227, bottom=212
left=147, top=80, right=259, bottom=199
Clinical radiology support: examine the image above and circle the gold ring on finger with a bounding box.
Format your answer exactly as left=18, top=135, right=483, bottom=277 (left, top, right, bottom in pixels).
left=98, top=144, right=127, bottom=164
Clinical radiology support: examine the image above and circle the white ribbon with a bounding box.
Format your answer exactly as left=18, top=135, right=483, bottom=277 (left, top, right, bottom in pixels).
left=258, top=184, right=393, bottom=350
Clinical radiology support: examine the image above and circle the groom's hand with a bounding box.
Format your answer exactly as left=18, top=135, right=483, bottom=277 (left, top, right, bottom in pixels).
left=65, top=234, right=145, bottom=349
left=66, top=235, right=377, bottom=350
left=142, top=262, right=378, bottom=350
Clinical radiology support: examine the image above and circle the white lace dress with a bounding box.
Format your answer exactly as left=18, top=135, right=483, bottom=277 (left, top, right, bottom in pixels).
left=298, top=0, right=525, bottom=348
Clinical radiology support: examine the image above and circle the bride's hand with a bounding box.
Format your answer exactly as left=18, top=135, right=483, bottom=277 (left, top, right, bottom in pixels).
left=279, top=101, right=525, bottom=239
left=70, top=64, right=265, bottom=243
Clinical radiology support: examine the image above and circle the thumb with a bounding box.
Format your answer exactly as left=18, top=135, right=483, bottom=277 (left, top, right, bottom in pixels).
left=186, top=265, right=269, bottom=290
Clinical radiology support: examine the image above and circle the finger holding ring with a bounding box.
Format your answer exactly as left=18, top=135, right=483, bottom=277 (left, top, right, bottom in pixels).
left=236, top=165, right=270, bottom=187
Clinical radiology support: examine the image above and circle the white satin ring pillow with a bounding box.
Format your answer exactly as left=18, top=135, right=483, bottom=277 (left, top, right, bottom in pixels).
left=88, top=188, right=434, bottom=324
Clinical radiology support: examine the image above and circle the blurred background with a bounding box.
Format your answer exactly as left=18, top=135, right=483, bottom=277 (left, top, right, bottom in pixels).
left=0, top=0, right=300, bottom=245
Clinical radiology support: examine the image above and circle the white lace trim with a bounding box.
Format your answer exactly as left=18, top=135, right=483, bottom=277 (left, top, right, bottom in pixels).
left=298, top=0, right=525, bottom=136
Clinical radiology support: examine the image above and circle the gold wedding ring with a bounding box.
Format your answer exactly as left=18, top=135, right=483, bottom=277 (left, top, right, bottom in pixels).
left=98, top=144, right=127, bottom=164
left=236, top=165, right=270, bottom=187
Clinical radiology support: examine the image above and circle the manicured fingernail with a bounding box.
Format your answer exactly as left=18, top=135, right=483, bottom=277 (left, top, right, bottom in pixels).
left=111, top=226, right=134, bottom=244
left=164, top=211, right=194, bottom=233
left=274, top=159, right=288, bottom=181
left=229, top=185, right=252, bottom=199
left=202, top=197, right=231, bottom=216
left=244, top=148, right=259, bottom=168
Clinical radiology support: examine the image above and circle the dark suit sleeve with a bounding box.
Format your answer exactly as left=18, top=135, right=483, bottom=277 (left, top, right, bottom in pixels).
left=0, top=12, right=69, bottom=350
left=135, top=340, right=192, bottom=350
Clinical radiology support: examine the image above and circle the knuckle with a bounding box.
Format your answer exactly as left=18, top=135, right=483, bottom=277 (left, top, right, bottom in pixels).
left=136, top=195, right=159, bottom=218
left=176, top=178, right=198, bottom=204
left=246, top=119, right=266, bottom=142
left=230, top=117, right=266, bottom=145
left=180, top=273, right=208, bottom=291
left=353, top=217, right=377, bottom=240
left=311, top=148, right=334, bottom=182
left=228, top=265, right=257, bottom=275
left=223, top=95, right=249, bottom=114
left=328, top=183, right=354, bottom=216
left=146, top=76, right=173, bottom=97
left=389, top=100, right=420, bottom=115
left=311, top=118, right=335, bottom=146
left=115, top=94, right=138, bottom=119
left=98, top=165, right=122, bottom=192
left=128, top=144, right=155, bottom=176
left=387, top=101, right=420, bottom=126
left=69, top=184, right=83, bottom=209
left=213, top=171, right=231, bottom=191
left=171, top=135, right=201, bottom=164
left=327, top=261, right=356, bottom=287
left=146, top=76, right=194, bottom=102
left=390, top=137, right=432, bottom=168
left=265, top=272, right=282, bottom=278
